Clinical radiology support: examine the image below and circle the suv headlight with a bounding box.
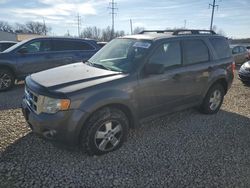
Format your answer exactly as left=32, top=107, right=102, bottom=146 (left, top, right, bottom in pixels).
left=42, top=96, right=70, bottom=114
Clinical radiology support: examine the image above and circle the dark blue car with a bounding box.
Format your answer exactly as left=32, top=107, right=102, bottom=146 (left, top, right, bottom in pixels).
left=0, top=37, right=100, bottom=91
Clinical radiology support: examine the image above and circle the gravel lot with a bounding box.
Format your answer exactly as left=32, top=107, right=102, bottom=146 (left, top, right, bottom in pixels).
left=0, top=73, right=250, bottom=187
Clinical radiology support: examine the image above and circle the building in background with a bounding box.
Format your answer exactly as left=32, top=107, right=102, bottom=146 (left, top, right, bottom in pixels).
left=0, top=31, right=17, bottom=41
left=0, top=31, right=42, bottom=42
left=16, top=33, right=42, bottom=41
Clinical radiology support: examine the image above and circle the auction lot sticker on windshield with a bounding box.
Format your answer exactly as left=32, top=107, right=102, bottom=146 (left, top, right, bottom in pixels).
left=133, top=42, right=151, bottom=49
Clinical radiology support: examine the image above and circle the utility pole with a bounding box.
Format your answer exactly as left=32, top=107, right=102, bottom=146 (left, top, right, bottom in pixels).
left=209, top=0, right=219, bottom=30
left=184, top=20, right=187, bottom=29
left=76, top=13, right=81, bottom=37
left=43, top=17, right=47, bottom=36
left=130, top=19, right=133, bottom=35
left=108, top=0, right=118, bottom=38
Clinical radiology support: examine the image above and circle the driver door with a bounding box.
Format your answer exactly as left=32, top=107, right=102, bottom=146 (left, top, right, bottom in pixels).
left=137, top=40, right=186, bottom=118
left=16, top=39, right=54, bottom=76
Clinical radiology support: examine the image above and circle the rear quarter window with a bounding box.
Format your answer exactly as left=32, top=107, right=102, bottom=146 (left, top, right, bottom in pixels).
left=209, top=38, right=231, bottom=59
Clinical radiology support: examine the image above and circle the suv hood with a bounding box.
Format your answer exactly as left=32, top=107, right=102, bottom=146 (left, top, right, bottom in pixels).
left=30, top=62, right=127, bottom=93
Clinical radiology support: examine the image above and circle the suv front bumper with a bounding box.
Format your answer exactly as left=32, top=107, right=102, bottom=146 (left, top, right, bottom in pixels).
left=22, top=98, right=89, bottom=145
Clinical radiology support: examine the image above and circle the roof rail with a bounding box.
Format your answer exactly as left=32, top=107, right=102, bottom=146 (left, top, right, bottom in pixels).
left=139, top=29, right=216, bottom=35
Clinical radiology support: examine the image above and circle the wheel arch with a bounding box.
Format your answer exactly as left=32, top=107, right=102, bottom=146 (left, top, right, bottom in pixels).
left=77, top=103, right=138, bottom=144
left=0, top=64, right=16, bottom=78
left=203, top=77, right=228, bottom=98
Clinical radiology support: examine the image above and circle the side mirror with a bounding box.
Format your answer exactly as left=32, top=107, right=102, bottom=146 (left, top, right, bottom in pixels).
left=18, top=47, right=28, bottom=54
left=144, top=63, right=165, bottom=75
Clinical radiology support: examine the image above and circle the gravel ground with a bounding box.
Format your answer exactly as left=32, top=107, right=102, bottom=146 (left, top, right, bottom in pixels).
left=0, top=74, right=250, bottom=187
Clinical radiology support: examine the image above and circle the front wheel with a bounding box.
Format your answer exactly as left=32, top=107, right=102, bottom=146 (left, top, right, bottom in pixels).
left=81, top=107, right=129, bottom=155
left=199, top=84, right=225, bottom=114
left=0, top=69, right=15, bottom=91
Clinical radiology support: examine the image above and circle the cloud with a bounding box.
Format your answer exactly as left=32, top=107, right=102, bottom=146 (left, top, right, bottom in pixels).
left=11, top=2, right=97, bottom=18
left=0, top=0, right=8, bottom=4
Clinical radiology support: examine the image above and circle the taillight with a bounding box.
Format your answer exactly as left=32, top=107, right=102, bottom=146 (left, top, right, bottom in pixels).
left=231, top=62, right=235, bottom=75
left=227, top=62, right=235, bottom=76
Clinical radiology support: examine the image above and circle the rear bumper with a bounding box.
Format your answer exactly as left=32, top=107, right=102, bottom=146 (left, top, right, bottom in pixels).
left=22, top=98, right=89, bottom=145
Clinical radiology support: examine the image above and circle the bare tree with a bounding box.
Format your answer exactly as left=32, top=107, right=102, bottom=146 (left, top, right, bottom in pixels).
left=80, top=26, right=102, bottom=40
left=25, top=21, right=51, bottom=35
left=133, top=27, right=145, bottom=34
left=80, top=26, right=125, bottom=41
left=0, top=21, right=13, bottom=32
left=212, top=25, right=226, bottom=36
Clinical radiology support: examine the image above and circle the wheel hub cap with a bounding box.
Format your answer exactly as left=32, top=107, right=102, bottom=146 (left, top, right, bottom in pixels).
left=209, top=89, right=222, bottom=111
left=0, top=73, right=11, bottom=89
left=95, top=121, right=122, bottom=151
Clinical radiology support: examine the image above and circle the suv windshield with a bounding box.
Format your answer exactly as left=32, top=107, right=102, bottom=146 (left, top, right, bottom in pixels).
left=88, top=38, right=152, bottom=73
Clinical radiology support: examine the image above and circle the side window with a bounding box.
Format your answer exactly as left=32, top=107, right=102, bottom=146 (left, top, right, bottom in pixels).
left=240, top=46, right=247, bottom=53
left=149, top=41, right=181, bottom=68
left=52, top=40, right=95, bottom=51
left=209, top=38, right=231, bottom=59
left=52, top=40, right=74, bottom=51
left=21, top=40, right=52, bottom=53
left=75, top=41, right=95, bottom=50
left=182, top=40, right=209, bottom=65
left=232, top=47, right=239, bottom=54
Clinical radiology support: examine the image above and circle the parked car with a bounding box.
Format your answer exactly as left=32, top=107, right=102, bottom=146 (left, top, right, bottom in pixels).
left=239, top=61, right=250, bottom=84
left=22, top=29, right=234, bottom=155
left=0, top=41, right=17, bottom=52
left=0, top=37, right=100, bottom=91
left=230, top=45, right=250, bottom=64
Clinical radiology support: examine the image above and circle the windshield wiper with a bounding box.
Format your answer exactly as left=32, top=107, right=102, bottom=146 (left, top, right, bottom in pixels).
left=85, top=61, right=112, bottom=71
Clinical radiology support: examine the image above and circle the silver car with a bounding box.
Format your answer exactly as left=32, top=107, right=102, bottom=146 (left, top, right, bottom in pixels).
left=231, top=45, right=250, bottom=64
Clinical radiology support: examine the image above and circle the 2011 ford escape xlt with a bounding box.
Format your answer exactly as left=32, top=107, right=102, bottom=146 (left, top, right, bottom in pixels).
left=22, top=30, right=235, bottom=155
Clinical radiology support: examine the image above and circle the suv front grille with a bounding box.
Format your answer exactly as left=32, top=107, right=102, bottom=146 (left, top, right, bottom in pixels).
left=24, top=87, right=41, bottom=114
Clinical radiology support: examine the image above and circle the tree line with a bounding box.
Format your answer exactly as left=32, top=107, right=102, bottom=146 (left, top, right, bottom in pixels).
left=77, top=26, right=145, bottom=42
left=0, top=20, right=51, bottom=35
left=0, top=20, right=146, bottom=41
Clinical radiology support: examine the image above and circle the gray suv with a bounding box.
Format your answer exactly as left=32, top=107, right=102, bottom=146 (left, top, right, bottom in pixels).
left=0, top=37, right=99, bottom=91
left=22, top=30, right=235, bottom=155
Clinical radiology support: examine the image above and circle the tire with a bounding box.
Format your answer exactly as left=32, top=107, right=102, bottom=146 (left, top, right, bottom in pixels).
left=81, top=107, right=129, bottom=155
left=199, top=84, right=225, bottom=114
left=0, top=69, right=15, bottom=91
left=241, top=81, right=250, bottom=86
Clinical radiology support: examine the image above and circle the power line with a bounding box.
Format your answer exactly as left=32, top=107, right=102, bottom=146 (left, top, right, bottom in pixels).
left=108, top=0, right=118, bottom=37
left=209, top=0, right=219, bottom=30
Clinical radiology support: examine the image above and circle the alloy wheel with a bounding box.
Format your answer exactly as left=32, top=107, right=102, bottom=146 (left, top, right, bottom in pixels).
left=209, top=89, right=222, bottom=111
left=0, top=73, right=12, bottom=89
left=94, top=120, right=123, bottom=151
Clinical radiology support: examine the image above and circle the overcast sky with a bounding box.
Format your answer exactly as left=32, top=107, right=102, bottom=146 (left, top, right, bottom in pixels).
left=0, top=0, right=249, bottom=38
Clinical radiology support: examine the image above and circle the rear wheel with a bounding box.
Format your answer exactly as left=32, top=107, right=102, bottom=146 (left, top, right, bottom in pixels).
left=81, top=107, right=129, bottom=155
left=200, top=84, right=225, bottom=114
left=0, top=69, right=14, bottom=91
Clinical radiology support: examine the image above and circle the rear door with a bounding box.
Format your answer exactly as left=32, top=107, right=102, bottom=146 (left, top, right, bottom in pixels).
left=15, top=39, right=54, bottom=75
left=177, top=38, right=212, bottom=103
